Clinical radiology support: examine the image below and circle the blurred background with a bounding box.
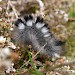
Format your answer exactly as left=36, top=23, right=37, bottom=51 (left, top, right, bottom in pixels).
left=0, top=0, right=75, bottom=75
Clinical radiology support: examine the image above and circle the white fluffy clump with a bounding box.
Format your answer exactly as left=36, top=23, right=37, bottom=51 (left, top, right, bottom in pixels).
left=0, top=47, right=16, bottom=73
left=0, top=36, right=6, bottom=44
left=0, top=47, right=11, bottom=59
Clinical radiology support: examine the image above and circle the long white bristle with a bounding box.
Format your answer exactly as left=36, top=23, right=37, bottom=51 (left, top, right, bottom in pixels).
left=44, top=33, right=50, bottom=37
left=36, top=23, right=44, bottom=29
left=41, top=27, right=49, bottom=34
left=26, top=20, right=33, bottom=26
left=18, top=23, right=25, bottom=29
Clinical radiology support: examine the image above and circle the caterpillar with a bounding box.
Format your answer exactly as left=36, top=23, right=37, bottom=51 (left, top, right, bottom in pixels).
left=13, top=14, right=65, bottom=58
